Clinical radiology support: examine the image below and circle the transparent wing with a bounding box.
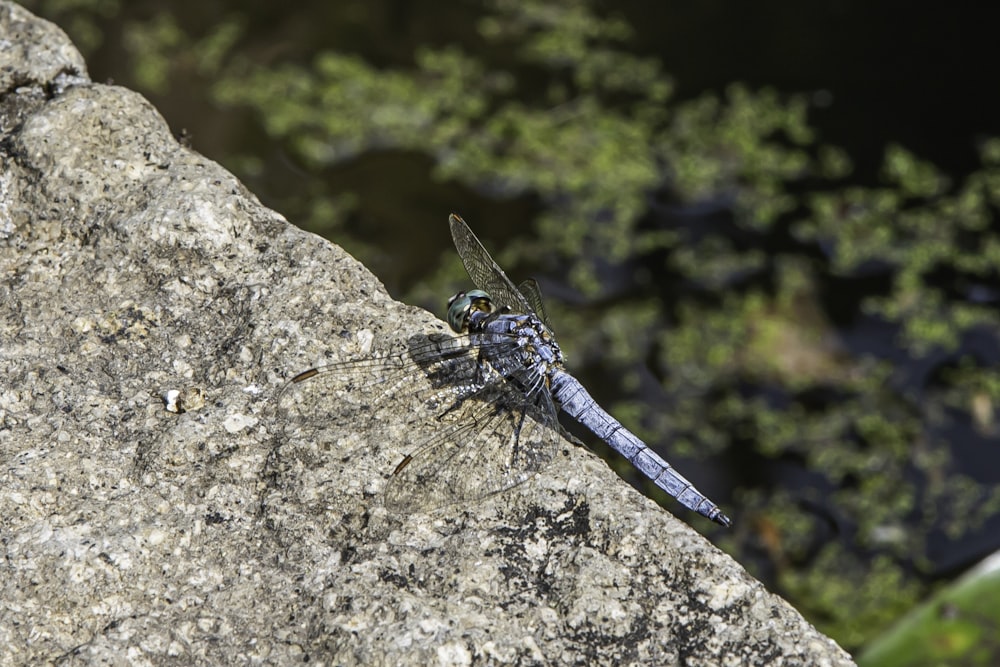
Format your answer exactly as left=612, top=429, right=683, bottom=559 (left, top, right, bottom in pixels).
left=449, top=213, right=535, bottom=316
left=384, top=378, right=562, bottom=512
left=276, top=331, right=562, bottom=513
left=517, top=278, right=551, bottom=330
left=277, top=333, right=484, bottom=427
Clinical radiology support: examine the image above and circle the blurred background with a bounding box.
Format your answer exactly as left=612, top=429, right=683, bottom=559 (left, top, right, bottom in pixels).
left=21, top=0, right=1000, bottom=662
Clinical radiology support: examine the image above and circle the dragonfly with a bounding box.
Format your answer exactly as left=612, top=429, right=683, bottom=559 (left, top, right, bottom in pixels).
left=280, top=214, right=731, bottom=527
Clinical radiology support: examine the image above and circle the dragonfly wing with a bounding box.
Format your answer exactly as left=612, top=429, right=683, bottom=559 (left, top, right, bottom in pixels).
left=277, top=330, right=562, bottom=512
left=278, top=334, right=475, bottom=425
left=517, top=278, right=551, bottom=330
left=383, top=378, right=563, bottom=513
left=449, top=213, right=535, bottom=316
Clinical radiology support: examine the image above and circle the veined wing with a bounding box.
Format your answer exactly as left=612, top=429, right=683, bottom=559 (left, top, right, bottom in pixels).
left=517, top=278, right=552, bottom=331
left=278, top=331, right=517, bottom=436
left=449, top=213, right=536, bottom=316
left=383, top=372, right=562, bottom=512
left=278, top=333, right=480, bottom=423
left=277, top=330, right=562, bottom=513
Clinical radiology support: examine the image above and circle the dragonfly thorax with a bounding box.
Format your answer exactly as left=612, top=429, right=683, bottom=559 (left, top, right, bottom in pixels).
left=447, top=289, right=496, bottom=333
left=449, top=287, right=566, bottom=394
left=475, top=310, right=566, bottom=381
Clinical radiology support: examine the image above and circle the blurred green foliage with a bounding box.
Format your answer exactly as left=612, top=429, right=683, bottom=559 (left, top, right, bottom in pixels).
left=24, top=0, right=1000, bottom=654
left=857, top=555, right=1000, bottom=667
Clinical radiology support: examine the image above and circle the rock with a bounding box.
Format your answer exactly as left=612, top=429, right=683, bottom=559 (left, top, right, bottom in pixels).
left=0, top=3, right=856, bottom=665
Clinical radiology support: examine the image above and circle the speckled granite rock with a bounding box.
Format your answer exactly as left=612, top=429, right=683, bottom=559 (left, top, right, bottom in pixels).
left=0, top=3, right=856, bottom=665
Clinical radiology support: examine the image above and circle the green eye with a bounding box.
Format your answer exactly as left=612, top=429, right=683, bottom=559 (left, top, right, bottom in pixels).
left=447, top=289, right=492, bottom=332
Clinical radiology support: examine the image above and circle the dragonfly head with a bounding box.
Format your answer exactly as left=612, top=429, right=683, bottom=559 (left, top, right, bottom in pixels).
left=447, top=289, right=494, bottom=333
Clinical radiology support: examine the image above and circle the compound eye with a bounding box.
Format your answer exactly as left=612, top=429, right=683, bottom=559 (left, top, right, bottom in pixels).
left=446, top=292, right=474, bottom=333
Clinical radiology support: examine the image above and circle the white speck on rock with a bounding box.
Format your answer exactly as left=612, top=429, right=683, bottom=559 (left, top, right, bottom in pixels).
left=223, top=413, right=257, bottom=433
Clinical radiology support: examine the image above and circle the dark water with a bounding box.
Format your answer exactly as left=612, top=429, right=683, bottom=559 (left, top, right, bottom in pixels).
left=627, top=3, right=1000, bottom=181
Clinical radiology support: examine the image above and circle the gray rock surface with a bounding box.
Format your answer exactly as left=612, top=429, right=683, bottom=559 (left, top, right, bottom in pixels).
left=0, top=3, right=856, bottom=665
